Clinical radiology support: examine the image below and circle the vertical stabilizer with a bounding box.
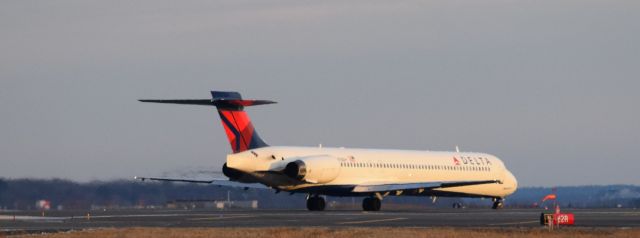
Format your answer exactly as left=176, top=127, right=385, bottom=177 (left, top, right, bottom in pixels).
left=139, top=91, right=275, bottom=153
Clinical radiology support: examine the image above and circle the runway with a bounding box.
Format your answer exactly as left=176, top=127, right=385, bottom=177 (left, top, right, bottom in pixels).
left=1, top=208, right=639, bottom=233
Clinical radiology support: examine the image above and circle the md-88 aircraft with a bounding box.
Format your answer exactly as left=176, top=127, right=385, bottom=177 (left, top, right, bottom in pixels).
left=136, top=91, right=517, bottom=211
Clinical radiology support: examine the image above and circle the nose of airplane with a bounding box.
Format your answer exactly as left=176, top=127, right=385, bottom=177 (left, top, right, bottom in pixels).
left=504, top=170, right=518, bottom=195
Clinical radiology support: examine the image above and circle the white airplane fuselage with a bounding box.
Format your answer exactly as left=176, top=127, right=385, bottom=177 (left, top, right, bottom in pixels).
left=227, top=146, right=517, bottom=198
left=140, top=90, right=518, bottom=210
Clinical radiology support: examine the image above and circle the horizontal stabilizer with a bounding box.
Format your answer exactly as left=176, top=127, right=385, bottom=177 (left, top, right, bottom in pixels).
left=139, top=99, right=213, bottom=106
left=139, top=99, right=276, bottom=108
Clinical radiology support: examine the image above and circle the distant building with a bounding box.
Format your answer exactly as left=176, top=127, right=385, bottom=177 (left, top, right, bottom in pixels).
left=35, top=200, right=51, bottom=210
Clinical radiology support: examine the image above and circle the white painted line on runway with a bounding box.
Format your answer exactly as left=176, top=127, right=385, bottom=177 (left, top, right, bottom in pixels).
left=0, top=215, right=68, bottom=221
left=338, top=217, right=407, bottom=225
left=85, top=213, right=250, bottom=219
left=188, top=215, right=258, bottom=221
left=487, top=220, right=539, bottom=226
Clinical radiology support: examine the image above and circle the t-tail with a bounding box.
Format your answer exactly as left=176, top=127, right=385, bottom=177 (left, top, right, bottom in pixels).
left=139, top=91, right=275, bottom=153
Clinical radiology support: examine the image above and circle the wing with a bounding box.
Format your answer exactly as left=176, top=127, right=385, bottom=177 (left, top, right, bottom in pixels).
left=352, top=179, right=502, bottom=193
left=133, top=176, right=268, bottom=189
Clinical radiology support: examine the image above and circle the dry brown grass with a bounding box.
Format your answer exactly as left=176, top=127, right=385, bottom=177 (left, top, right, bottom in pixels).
left=10, top=227, right=640, bottom=238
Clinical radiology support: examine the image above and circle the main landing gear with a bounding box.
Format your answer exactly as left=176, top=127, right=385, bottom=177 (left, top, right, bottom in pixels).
left=306, top=195, right=326, bottom=211
left=362, top=197, right=382, bottom=211
left=492, top=197, right=504, bottom=209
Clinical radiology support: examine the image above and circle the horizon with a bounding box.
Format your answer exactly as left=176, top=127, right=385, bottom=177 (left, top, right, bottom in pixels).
left=2, top=177, right=639, bottom=189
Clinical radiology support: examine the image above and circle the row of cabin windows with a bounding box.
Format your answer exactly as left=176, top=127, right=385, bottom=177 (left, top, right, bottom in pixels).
left=339, top=162, right=491, bottom=172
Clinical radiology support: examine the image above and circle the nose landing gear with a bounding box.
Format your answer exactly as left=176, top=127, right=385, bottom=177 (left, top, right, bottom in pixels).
left=492, top=198, right=504, bottom=209
left=362, top=197, right=382, bottom=211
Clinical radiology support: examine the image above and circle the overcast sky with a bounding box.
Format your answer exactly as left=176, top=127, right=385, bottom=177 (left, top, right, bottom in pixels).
left=1, top=0, right=639, bottom=186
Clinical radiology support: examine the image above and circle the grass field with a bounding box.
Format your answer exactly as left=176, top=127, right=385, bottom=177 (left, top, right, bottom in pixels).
left=10, top=227, right=640, bottom=238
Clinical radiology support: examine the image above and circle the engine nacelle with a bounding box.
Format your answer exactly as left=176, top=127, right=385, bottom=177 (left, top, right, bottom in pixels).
left=283, top=156, right=341, bottom=183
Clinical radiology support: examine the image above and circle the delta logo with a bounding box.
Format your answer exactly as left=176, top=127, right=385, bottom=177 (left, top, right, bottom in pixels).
left=452, top=156, right=492, bottom=166
left=453, top=157, right=461, bottom=165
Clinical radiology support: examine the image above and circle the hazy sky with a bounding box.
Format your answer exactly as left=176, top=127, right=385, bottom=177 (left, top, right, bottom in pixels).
left=1, top=0, right=639, bottom=186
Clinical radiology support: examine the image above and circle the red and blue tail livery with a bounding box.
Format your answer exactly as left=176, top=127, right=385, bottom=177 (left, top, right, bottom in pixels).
left=139, top=91, right=275, bottom=153
left=211, top=91, right=271, bottom=153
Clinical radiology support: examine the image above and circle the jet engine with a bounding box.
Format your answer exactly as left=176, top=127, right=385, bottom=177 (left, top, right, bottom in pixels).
left=283, top=156, right=341, bottom=183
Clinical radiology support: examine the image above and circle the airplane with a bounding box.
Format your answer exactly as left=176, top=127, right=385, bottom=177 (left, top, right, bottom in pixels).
left=136, top=91, right=518, bottom=211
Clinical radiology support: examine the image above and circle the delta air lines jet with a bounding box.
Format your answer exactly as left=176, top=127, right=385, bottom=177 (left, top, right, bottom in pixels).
left=136, top=91, right=518, bottom=211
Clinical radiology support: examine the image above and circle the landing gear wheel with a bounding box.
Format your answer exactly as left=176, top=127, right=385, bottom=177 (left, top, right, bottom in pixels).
left=362, top=197, right=382, bottom=211
left=306, top=196, right=326, bottom=211
left=492, top=198, right=504, bottom=209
